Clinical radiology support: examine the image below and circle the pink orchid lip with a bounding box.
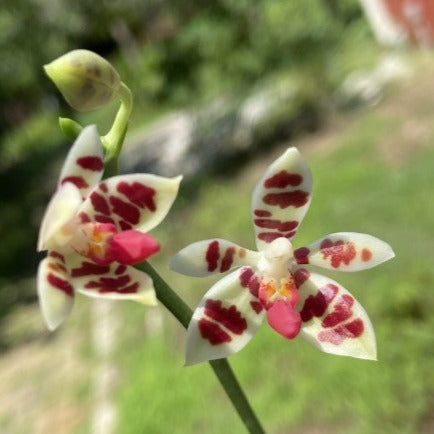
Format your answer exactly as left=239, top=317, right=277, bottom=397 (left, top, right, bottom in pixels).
left=109, top=230, right=161, bottom=265
left=266, top=299, right=301, bottom=339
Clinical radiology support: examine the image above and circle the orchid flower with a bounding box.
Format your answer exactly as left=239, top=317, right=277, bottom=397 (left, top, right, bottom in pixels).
left=37, top=125, right=181, bottom=330
left=170, top=148, right=394, bottom=365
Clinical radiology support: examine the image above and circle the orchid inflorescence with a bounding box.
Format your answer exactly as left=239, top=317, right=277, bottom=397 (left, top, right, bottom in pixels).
left=37, top=48, right=394, bottom=434
left=37, top=125, right=181, bottom=330
left=170, top=148, right=394, bottom=365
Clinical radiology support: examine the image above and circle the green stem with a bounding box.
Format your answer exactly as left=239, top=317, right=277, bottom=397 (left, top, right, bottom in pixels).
left=102, top=81, right=132, bottom=164
left=137, top=261, right=265, bottom=434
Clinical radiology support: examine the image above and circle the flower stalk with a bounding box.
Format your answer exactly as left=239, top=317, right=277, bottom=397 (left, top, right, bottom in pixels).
left=138, top=261, right=265, bottom=434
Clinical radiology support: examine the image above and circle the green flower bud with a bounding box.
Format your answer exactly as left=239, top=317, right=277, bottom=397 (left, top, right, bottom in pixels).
left=44, top=49, right=121, bottom=111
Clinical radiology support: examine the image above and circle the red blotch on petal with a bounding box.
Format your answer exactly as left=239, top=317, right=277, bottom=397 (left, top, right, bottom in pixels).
left=115, top=265, right=127, bottom=275
left=76, top=156, right=104, bottom=171
left=49, top=251, right=65, bottom=262
left=220, top=247, right=235, bottom=272
left=321, top=294, right=354, bottom=328
left=318, top=318, right=364, bottom=345
left=94, top=215, right=116, bottom=225
left=78, top=212, right=91, bottom=223
left=254, top=218, right=298, bottom=232
left=293, top=268, right=310, bottom=288
left=119, top=221, right=133, bottom=231
left=299, top=283, right=339, bottom=322
left=206, top=240, right=220, bottom=272
left=320, top=239, right=356, bottom=268
left=362, top=248, right=372, bottom=262
left=258, top=232, right=285, bottom=243
left=61, top=176, right=89, bottom=189
left=70, top=262, right=110, bottom=277
left=198, top=318, right=231, bottom=345
left=294, top=247, right=310, bottom=264
left=109, top=196, right=140, bottom=225
left=204, top=299, right=247, bottom=335
left=99, top=183, right=108, bottom=193
left=109, top=231, right=160, bottom=265
left=264, top=170, right=302, bottom=188
left=239, top=268, right=260, bottom=297
left=117, top=181, right=156, bottom=212
left=90, top=192, right=110, bottom=215
left=263, top=190, right=309, bottom=209
left=250, top=300, right=263, bottom=314
left=267, top=300, right=301, bottom=339
left=254, top=209, right=272, bottom=217
left=47, top=273, right=74, bottom=297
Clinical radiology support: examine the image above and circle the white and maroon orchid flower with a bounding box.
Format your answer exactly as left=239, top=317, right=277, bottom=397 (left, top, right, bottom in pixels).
left=37, top=125, right=181, bottom=330
left=170, top=148, right=394, bottom=365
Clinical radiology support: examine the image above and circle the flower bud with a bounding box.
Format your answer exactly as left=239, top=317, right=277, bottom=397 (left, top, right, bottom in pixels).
left=44, top=49, right=121, bottom=111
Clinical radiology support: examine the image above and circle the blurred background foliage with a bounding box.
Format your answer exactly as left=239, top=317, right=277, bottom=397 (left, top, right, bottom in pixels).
left=1, top=1, right=433, bottom=433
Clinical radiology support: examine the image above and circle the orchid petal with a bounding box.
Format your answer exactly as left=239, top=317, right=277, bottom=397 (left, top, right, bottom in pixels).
left=37, top=182, right=82, bottom=252
left=294, top=232, right=395, bottom=271
left=76, top=174, right=182, bottom=233
left=251, top=147, right=312, bottom=251
left=170, top=239, right=260, bottom=277
left=37, top=252, right=74, bottom=330
left=65, top=255, right=157, bottom=305
left=58, top=125, right=104, bottom=198
left=185, top=267, right=265, bottom=365
left=295, top=269, right=377, bottom=360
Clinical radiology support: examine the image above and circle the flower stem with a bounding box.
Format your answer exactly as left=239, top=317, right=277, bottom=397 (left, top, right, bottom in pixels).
left=137, top=261, right=265, bottom=434
left=102, top=81, right=132, bottom=164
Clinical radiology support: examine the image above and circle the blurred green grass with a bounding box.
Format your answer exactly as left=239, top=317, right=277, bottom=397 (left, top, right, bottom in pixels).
left=114, top=108, right=434, bottom=434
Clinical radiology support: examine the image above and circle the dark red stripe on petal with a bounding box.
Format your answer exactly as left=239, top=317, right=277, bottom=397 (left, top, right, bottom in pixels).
left=250, top=300, right=263, bottom=314
left=205, top=240, right=220, bottom=272
left=238, top=268, right=260, bottom=297
left=220, top=247, right=235, bottom=272
left=85, top=275, right=130, bottom=288
left=61, top=176, right=89, bottom=189
left=79, top=212, right=91, bottom=223
left=321, top=294, right=354, bottom=328
left=299, top=284, right=339, bottom=322
left=254, top=218, right=298, bottom=231
left=48, top=263, right=67, bottom=272
left=70, top=262, right=110, bottom=277
left=318, top=318, right=364, bottom=345
left=77, top=156, right=104, bottom=171
left=204, top=299, right=247, bottom=335
left=254, top=209, right=272, bottom=217
left=109, top=196, right=140, bottom=224
left=294, top=247, right=310, bottom=264
left=198, top=318, right=231, bottom=345
left=117, top=182, right=156, bottom=212
left=115, top=265, right=127, bottom=275
left=49, top=251, right=65, bottom=262
left=47, top=273, right=74, bottom=297
left=95, top=215, right=116, bottom=225
left=239, top=268, right=254, bottom=287
left=293, top=268, right=310, bottom=288
left=90, top=192, right=110, bottom=215
left=258, top=232, right=286, bottom=243
left=263, top=190, right=309, bottom=209
left=119, top=220, right=133, bottom=231
left=99, top=183, right=108, bottom=192
left=264, top=171, right=302, bottom=188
